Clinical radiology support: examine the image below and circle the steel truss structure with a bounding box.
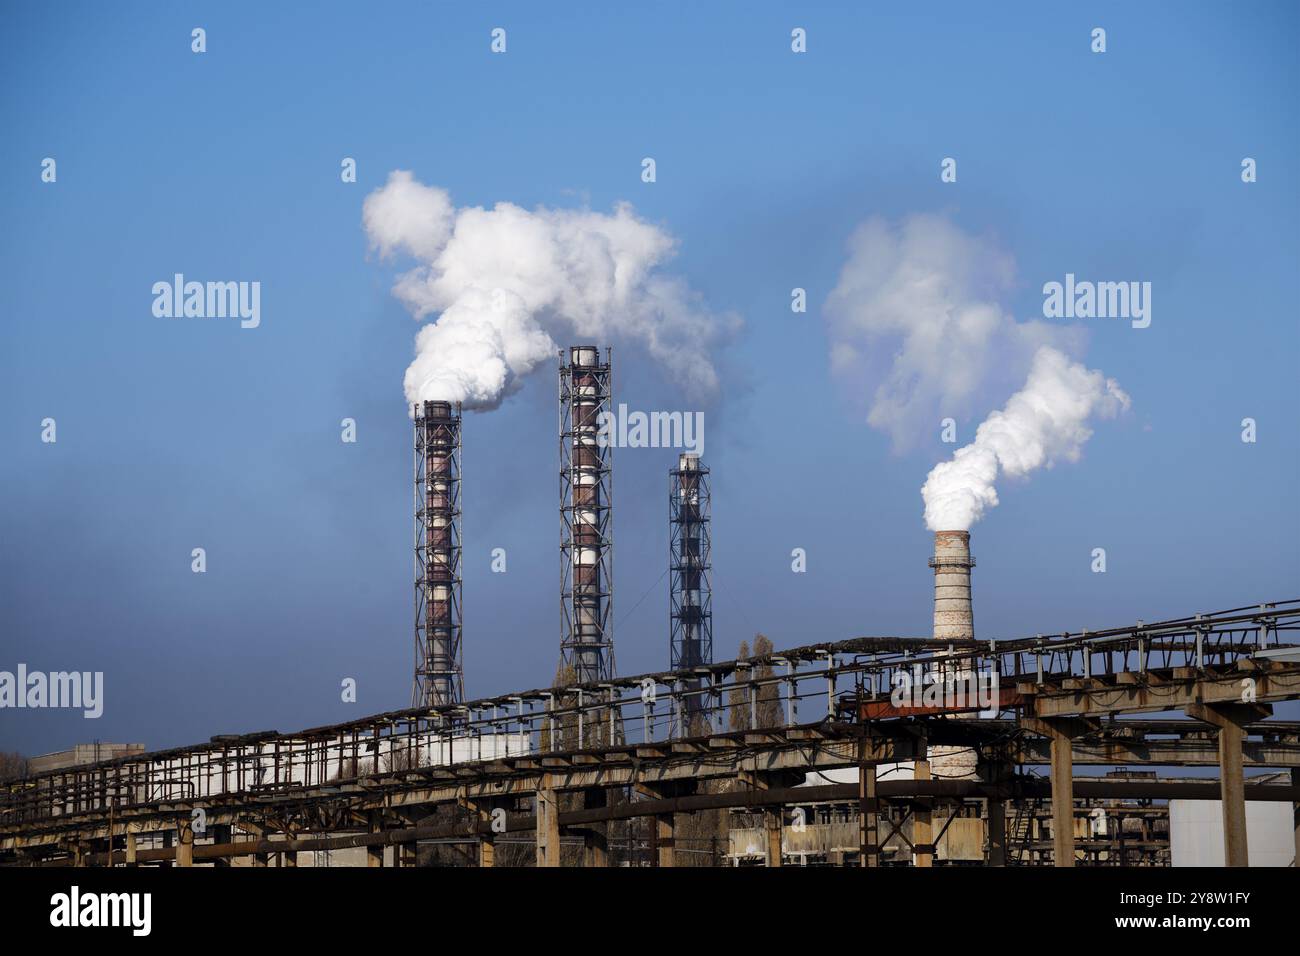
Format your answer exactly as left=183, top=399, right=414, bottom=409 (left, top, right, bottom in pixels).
left=413, top=400, right=463, bottom=707
left=3, top=600, right=1299, bottom=866
left=559, top=346, right=614, bottom=683
left=669, top=454, right=711, bottom=672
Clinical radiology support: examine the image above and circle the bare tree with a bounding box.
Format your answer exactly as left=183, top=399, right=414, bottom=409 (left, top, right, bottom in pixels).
left=727, top=635, right=783, bottom=732
left=752, top=634, right=784, bottom=729
left=728, top=640, right=752, bottom=731
left=0, top=752, right=28, bottom=784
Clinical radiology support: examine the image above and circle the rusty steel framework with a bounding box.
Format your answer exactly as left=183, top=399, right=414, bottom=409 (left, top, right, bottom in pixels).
left=3, top=600, right=1299, bottom=867
left=559, top=346, right=614, bottom=683
left=413, top=400, right=463, bottom=707
left=726, top=776, right=1178, bottom=866
left=669, top=454, right=712, bottom=673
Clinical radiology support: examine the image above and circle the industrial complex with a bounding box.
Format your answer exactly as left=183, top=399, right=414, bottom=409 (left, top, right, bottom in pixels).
left=1, top=346, right=1297, bottom=870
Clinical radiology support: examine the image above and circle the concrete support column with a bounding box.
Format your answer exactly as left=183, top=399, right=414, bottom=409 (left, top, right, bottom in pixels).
left=737, top=771, right=787, bottom=868
left=1022, top=716, right=1094, bottom=868
left=636, top=783, right=679, bottom=867
left=1217, top=720, right=1248, bottom=867
left=582, top=830, right=607, bottom=868
left=987, top=798, right=1007, bottom=867
left=1016, top=717, right=1083, bottom=866
left=986, top=757, right=1012, bottom=867
left=582, top=789, right=609, bottom=867
left=536, top=779, right=560, bottom=868
left=1048, top=730, right=1074, bottom=868
left=281, top=844, right=297, bottom=867
left=655, top=812, right=676, bottom=868
left=239, top=821, right=269, bottom=867
left=764, top=809, right=783, bottom=868
left=211, top=825, right=231, bottom=868
left=461, top=798, right=496, bottom=868
left=913, top=756, right=933, bottom=868
left=366, top=813, right=384, bottom=868
left=125, top=832, right=137, bottom=867
left=1188, top=702, right=1270, bottom=868
left=858, top=762, right=879, bottom=868
left=1191, top=692, right=1275, bottom=869
left=176, top=819, right=194, bottom=868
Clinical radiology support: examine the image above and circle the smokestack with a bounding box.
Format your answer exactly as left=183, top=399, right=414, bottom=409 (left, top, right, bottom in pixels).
left=929, top=530, right=975, bottom=641
left=670, top=453, right=712, bottom=673
left=413, top=400, right=463, bottom=707
left=927, top=529, right=981, bottom=782
left=560, top=346, right=614, bottom=683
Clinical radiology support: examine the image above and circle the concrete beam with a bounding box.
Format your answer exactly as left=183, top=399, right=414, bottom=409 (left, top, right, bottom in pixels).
left=1014, top=737, right=1300, bottom=768
left=1028, top=666, right=1300, bottom=720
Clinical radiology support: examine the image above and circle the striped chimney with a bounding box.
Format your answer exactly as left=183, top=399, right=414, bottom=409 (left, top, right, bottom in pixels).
left=929, top=530, right=975, bottom=641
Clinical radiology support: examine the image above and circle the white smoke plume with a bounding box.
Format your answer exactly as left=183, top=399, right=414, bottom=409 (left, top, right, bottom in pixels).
left=825, top=214, right=1129, bottom=529
left=363, top=171, right=734, bottom=410
left=825, top=214, right=1080, bottom=451
left=921, top=346, right=1130, bottom=530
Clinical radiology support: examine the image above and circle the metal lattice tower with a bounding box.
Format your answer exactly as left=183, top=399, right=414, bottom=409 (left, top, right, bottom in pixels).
left=669, top=453, right=712, bottom=672
left=559, top=346, right=615, bottom=683
left=413, top=400, right=464, bottom=707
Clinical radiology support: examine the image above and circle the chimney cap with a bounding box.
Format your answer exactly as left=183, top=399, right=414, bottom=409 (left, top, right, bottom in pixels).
left=568, top=345, right=600, bottom=366
left=419, top=400, right=455, bottom=420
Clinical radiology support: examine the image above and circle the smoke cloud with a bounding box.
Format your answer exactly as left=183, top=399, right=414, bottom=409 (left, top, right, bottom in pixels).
left=825, top=214, right=1079, bottom=451
left=921, top=346, right=1130, bottom=530
left=363, top=171, right=734, bottom=410
left=825, top=214, right=1129, bottom=530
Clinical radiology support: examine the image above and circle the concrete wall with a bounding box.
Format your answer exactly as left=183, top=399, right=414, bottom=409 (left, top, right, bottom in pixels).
left=728, top=816, right=986, bottom=863
left=29, top=743, right=145, bottom=774
left=1169, top=799, right=1294, bottom=867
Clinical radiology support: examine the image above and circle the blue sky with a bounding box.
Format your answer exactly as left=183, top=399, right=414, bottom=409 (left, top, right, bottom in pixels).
left=1, top=2, right=1296, bottom=755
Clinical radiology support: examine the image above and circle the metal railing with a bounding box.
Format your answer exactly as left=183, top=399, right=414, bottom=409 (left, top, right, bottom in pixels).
left=3, top=601, right=1296, bottom=830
